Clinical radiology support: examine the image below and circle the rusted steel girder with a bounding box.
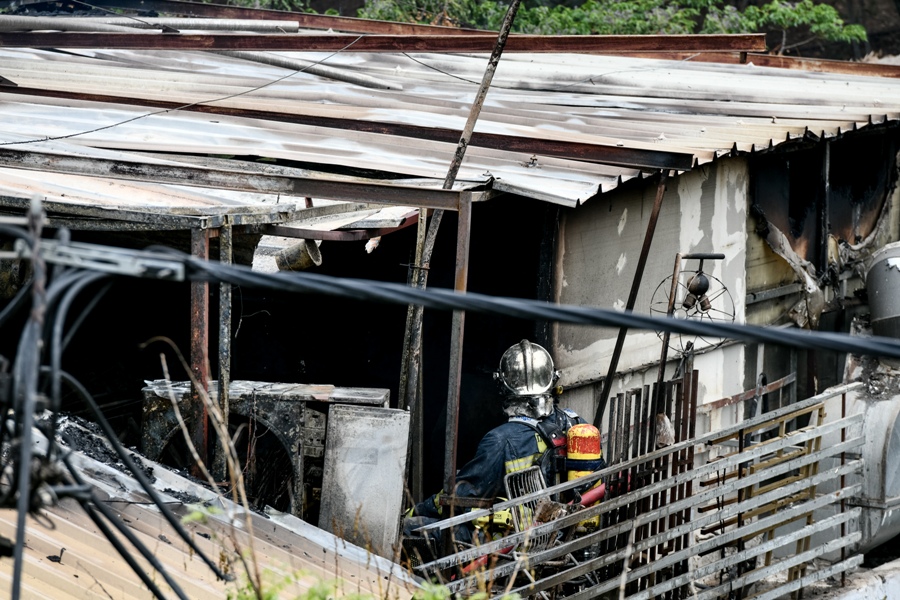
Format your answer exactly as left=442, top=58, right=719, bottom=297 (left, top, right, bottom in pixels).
left=1, top=87, right=695, bottom=171
left=0, top=32, right=767, bottom=53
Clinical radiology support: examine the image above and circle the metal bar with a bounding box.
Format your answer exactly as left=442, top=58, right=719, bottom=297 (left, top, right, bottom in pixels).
left=607, top=390, right=618, bottom=463
left=0, top=193, right=213, bottom=229
left=655, top=255, right=682, bottom=405
left=745, top=283, right=805, bottom=305
left=0, top=88, right=696, bottom=172
left=0, top=16, right=303, bottom=32
left=701, top=372, right=797, bottom=412
left=507, top=470, right=862, bottom=599
left=442, top=464, right=861, bottom=592
left=522, top=460, right=861, bottom=596
left=443, top=193, right=472, bottom=501
left=190, top=227, right=210, bottom=478
left=418, top=422, right=862, bottom=571
left=594, top=172, right=668, bottom=428
left=751, top=556, right=864, bottom=600
left=402, top=206, right=427, bottom=501
left=741, top=52, right=900, bottom=78
left=841, top=390, right=847, bottom=586
left=213, top=222, right=232, bottom=482
left=0, top=32, right=768, bottom=52
left=0, top=149, right=465, bottom=211
left=627, top=511, right=862, bottom=600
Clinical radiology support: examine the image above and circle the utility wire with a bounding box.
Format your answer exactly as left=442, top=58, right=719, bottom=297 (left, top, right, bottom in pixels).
left=176, top=253, right=900, bottom=361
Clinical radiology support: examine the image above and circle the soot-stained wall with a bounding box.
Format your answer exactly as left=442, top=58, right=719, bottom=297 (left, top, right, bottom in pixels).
left=554, top=160, right=750, bottom=426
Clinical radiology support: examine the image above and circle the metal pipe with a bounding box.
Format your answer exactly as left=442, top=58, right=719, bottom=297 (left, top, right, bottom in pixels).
left=64, top=17, right=300, bottom=32
left=594, top=172, right=668, bottom=429
left=190, top=227, right=210, bottom=478
left=213, top=50, right=401, bottom=91
left=0, top=16, right=147, bottom=33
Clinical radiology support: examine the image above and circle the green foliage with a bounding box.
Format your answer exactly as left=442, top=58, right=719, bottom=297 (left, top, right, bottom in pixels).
left=357, top=0, right=867, bottom=52
left=181, top=503, right=223, bottom=526
left=226, top=570, right=382, bottom=600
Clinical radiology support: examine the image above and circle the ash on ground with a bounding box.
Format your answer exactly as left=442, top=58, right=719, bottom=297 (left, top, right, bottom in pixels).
left=52, top=414, right=156, bottom=484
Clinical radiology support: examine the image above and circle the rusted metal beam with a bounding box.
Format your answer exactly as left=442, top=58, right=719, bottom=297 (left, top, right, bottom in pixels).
left=0, top=148, right=469, bottom=211
left=190, top=227, right=210, bottom=478
left=0, top=32, right=767, bottom=53
left=744, top=52, right=900, bottom=78
left=54, top=0, right=485, bottom=35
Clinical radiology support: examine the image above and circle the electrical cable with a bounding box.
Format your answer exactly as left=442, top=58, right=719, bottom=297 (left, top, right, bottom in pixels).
left=61, top=456, right=177, bottom=600
left=10, top=208, right=46, bottom=600
left=62, top=280, right=112, bottom=351
left=46, top=270, right=110, bottom=462
left=60, top=453, right=191, bottom=600
left=177, top=254, right=900, bottom=361
left=52, top=367, right=230, bottom=582
left=0, top=279, right=32, bottom=334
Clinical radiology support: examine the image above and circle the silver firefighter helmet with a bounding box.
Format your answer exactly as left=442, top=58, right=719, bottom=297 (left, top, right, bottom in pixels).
left=495, top=340, right=560, bottom=418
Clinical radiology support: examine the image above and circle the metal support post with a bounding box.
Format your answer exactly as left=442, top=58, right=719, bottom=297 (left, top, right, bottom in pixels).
left=190, top=227, right=210, bottom=477
left=213, top=222, right=232, bottom=481
left=444, top=195, right=473, bottom=499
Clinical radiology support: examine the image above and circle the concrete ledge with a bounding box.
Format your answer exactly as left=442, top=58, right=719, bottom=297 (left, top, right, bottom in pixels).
left=817, top=557, right=900, bottom=600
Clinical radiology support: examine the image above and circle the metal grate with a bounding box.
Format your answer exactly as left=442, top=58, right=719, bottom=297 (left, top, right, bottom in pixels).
left=504, top=466, right=555, bottom=552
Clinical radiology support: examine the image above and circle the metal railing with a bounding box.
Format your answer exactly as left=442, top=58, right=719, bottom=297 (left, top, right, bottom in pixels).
left=412, top=382, right=863, bottom=600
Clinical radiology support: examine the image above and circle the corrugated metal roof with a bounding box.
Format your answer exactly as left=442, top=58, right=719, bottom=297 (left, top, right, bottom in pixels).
left=1, top=26, right=899, bottom=211
left=0, top=419, right=419, bottom=599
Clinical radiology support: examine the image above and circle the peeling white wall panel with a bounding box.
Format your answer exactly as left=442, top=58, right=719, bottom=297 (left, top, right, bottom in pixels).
left=554, top=159, right=749, bottom=413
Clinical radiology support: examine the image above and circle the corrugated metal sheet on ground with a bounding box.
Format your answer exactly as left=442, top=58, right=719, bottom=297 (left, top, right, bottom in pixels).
left=0, top=439, right=419, bottom=599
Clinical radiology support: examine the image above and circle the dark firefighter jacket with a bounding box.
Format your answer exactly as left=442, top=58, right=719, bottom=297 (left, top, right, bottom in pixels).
left=410, top=406, right=588, bottom=519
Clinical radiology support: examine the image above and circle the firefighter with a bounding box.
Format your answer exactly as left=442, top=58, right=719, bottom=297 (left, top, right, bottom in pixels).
left=403, top=339, right=595, bottom=546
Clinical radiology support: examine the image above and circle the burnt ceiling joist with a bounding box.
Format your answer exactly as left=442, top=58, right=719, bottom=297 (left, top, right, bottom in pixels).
left=0, top=32, right=767, bottom=53
left=0, top=88, right=697, bottom=171
left=0, top=149, right=485, bottom=211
